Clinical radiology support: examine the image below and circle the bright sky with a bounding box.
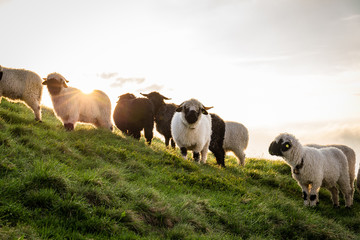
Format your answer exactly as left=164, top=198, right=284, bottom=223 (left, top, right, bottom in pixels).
left=1, top=0, right=360, bottom=160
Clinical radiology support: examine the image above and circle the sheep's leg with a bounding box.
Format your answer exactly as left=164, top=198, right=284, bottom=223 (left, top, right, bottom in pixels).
left=193, top=152, right=200, bottom=162
left=232, top=148, right=246, bottom=166
left=170, top=139, right=176, bottom=149
left=329, top=186, right=339, bottom=207
left=200, top=143, right=210, bottom=164
left=309, top=183, right=321, bottom=207
left=180, top=147, right=187, bottom=159
left=164, top=137, right=170, bottom=147
left=132, top=131, right=141, bottom=140
left=210, top=146, right=225, bottom=167
left=25, top=99, right=42, bottom=122
left=64, top=123, right=74, bottom=131
left=299, top=184, right=310, bottom=206
left=338, top=180, right=353, bottom=207
left=144, top=126, right=153, bottom=145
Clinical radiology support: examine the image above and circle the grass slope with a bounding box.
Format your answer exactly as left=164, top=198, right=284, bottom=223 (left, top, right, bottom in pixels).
left=0, top=99, right=360, bottom=240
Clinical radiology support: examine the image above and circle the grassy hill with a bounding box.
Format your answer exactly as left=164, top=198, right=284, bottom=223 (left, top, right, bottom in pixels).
left=0, top=99, right=360, bottom=240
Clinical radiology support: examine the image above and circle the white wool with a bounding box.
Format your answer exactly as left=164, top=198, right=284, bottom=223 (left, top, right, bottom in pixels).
left=0, top=66, right=43, bottom=121
left=223, top=121, right=249, bottom=166
left=45, top=73, right=112, bottom=130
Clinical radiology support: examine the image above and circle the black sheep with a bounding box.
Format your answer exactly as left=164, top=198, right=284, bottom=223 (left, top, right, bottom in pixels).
left=209, top=113, right=226, bottom=167
left=113, top=93, right=154, bottom=144
left=141, top=92, right=176, bottom=148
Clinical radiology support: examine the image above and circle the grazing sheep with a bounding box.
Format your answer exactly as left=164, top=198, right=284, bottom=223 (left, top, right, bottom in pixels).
left=223, top=121, right=249, bottom=166
left=306, top=144, right=356, bottom=199
left=209, top=113, right=226, bottom=167
left=0, top=65, right=43, bottom=121
left=113, top=93, right=154, bottom=144
left=42, top=73, right=112, bottom=131
left=269, top=133, right=353, bottom=208
left=140, top=92, right=176, bottom=148
left=171, top=98, right=212, bottom=163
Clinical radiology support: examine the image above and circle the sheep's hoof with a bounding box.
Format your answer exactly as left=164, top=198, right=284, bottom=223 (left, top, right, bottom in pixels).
left=333, top=204, right=340, bottom=209
left=64, top=123, right=74, bottom=131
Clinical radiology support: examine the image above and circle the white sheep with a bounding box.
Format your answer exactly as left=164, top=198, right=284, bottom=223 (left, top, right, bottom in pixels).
left=171, top=98, right=212, bottom=163
left=306, top=144, right=356, bottom=200
left=223, top=121, right=249, bottom=166
left=42, top=73, right=112, bottom=131
left=0, top=65, right=43, bottom=121
left=269, top=133, right=353, bottom=208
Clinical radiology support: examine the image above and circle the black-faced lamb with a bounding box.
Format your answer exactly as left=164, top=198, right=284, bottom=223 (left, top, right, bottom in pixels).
left=140, top=92, right=176, bottom=148
left=223, top=121, right=249, bottom=166
left=42, top=73, right=113, bottom=131
left=269, top=133, right=353, bottom=208
left=0, top=65, right=43, bottom=121
left=171, top=98, right=212, bottom=163
left=306, top=144, right=356, bottom=200
left=113, top=93, right=154, bottom=144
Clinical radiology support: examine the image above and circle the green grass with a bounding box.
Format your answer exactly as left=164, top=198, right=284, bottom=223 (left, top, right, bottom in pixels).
left=0, top=98, right=360, bottom=240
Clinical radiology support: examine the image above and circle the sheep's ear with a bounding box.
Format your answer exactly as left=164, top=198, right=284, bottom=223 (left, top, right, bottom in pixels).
left=163, top=96, right=171, bottom=100
left=140, top=93, right=148, bottom=97
left=201, top=106, right=213, bottom=115
left=62, top=82, right=68, bottom=88
left=176, top=102, right=184, bottom=112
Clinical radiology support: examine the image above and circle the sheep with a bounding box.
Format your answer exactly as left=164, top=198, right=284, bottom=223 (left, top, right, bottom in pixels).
left=42, top=72, right=112, bottom=131
left=171, top=98, right=212, bottom=164
left=140, top=92, right=176, bottom=148
left=209, top=113, right=226, bottom=167
left=0, top=65, right=43, bottom=121
left=306, top=144, right=356, bottom=200
left=269, top=133, right=353, bottom=208
left=113, top=93, right=154, bottom=144
left=223, top=121, right=249, bottom=166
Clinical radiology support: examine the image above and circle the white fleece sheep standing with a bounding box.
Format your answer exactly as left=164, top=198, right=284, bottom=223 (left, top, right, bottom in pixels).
left=223, top=121, right=249, bottom=166
left=0, top=65, right=43, bottom=121
left=171, top=98, right=212, bottom=163
left=42, top=73, right=112, bottom=131
left=306, top=144, right=356, bottom=200
left=269, top=133, right=353, bottom=208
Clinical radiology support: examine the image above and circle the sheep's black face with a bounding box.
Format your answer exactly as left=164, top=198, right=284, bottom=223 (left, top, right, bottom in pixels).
left=45, top=79, right=64, bottom=96
left=184, top=107, right=200, bottom=124
left=269, top=139, right=292, bottom=156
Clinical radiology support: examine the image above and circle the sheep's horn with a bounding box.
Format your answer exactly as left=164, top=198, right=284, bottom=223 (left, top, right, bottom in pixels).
left=203, top=106, right=213, bottom=110
left=140, top=93, right=148, bottom=97
left=163, top=96, right=172, bottom=100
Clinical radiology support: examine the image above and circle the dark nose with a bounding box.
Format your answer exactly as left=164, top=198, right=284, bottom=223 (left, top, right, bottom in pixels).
left=185, top=110, right=198, bottom=124
left=269, top=141, right=283, bottom=156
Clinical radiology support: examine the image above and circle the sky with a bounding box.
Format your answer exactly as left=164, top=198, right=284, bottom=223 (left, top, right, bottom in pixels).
left=1, top=0, right=360, bottom=161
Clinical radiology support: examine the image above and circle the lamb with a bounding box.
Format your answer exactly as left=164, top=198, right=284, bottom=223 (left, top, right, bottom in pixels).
left=223, top=121, right=249, bottom=166
left=113, top=93, right=154, bottom=144
left=42, top=73, right=113, bottom=131
left=0, top=65, right=43, bottom=121
left=140, top=92, right=177, bottom=148
left=306, top=144, right=356, bottom=200
left=269, top=133, right=353, bottom=208
left=171, top=98, right=212, bottom=164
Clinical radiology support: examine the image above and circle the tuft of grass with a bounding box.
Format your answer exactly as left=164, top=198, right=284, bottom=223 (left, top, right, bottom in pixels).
left=0, top=98, right=360, bottom=239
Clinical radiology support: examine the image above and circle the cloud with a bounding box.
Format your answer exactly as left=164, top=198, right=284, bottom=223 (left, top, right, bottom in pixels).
left=111, top=77, right=146, bottom=88
left=98, top=72, right=118, bottom=79
left=137, top=84, right=164, bottom=92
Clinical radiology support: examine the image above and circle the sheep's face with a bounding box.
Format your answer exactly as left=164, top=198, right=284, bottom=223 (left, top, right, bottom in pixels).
left=141, top=92, right=170, bottom=107
left=269, top=133, right=295, bottom=157
left=176, top=99, right=212, bottom=125
left=42, top=73, right=68, bottom=96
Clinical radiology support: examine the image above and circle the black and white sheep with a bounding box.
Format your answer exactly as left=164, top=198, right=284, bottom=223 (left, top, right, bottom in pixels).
left=140, top=92, right=176, bottom=148
left=306, top=144, right=356, bottom=200
left=43, top=73, right=113, bottom=131
left=0, top=65, right=43, bottom=121
left=223, top=121, right=249, bottom=166
left=171, top=98, right=212, bottom=163
left=113, top=93, right=154, bottom=144
left=269, top=133, right=353, bottom=208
